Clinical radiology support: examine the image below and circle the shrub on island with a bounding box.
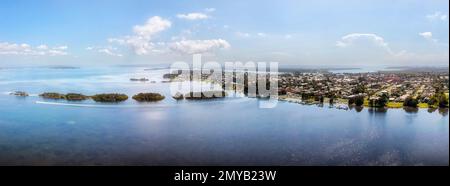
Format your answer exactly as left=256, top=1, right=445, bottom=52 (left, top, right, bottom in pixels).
left=163, top=73, right=180, bottom=79
left=91, top=93, right=128, bottom=102
left=132, top=93, right=165, bottom=102
left=185, top=91, right=227, bottom=100
left=39, top=92, right=65, bottom=99
left=65, top=93, right=89, bottom=101
left=172, top=92, right=184, bottom=100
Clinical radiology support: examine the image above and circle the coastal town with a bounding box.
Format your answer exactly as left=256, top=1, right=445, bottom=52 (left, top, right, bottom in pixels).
left=8, top=67, right=450, bottom=111
left=170, top=67, right=450, bottom=110
left=277, top=69, right=449, bottom=109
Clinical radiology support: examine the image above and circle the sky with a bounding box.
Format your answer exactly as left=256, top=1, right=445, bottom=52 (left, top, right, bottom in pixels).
left=0, top=0, right=449, bottom=67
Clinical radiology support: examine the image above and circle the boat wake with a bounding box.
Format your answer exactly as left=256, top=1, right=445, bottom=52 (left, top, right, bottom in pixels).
left=2, top=91, right=12, bottom=95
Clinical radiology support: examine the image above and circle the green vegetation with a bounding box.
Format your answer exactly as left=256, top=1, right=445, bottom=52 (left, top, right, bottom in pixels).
left=39, top=92, right=65, bottom=99
left=348, top=96, right=364, bottom=107
left=65, top=93, right=89, bottom=101
left=387, top=102, right=404, bottom=108
left=39, top=92, right=88, bottom=101
left=163, top=73, right=180, bottom=79
left=172, top=92, right=184, bottom=100
left=91, top=93, right=128, bottom=102
left=428, top=92, right=449, bottom=108
left=355, top=97, right=364, bottom=107
left=352, top=84, right=366, bottom=94
left=417, top=103, right=428, bottom=108
left=132, top=93, right=165, bottom=102
left=368, top=93, right=389, bottom=108
left=319, top=96, right=324, bottom=104
left=185, top=91, right=227, bottom=100
left=403, top=96, right=419, bottom=108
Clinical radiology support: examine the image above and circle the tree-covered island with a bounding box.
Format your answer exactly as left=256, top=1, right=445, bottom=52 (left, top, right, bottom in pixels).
left=132, top=93, right=165, bottom=102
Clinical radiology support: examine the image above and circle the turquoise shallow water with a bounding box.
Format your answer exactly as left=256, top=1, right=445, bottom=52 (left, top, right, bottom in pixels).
left=0, top=67, right=448, bottom=165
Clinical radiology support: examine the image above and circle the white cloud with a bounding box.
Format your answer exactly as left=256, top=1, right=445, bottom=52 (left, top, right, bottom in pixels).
left=98, top=48, right=123, bottom=57
left=257, top=33, right=267, bottom=37
left=133, top=16, right=172, bottom=38
left=236, top=32, right=251, bottom=38
left=419, top=32, right=438, bottom=43
left=235, top=32, right=270, bottom=38
left=205, top=8, right=216, bottom=12
left=169, top=39, right=230, bottom=54
left=48, top=50, right=68, bottom=56
left=109, top=16, right=171, bottom=55
left=427, top=11, right=448, bottom=21
left=177, top=13, right=209, bottom=20
left=284, top=34, right=292, bottom=39
left=36, top=45, right=48, bottom=50
left=0, top=42, right=68, bottom=56
left=334, top=33, right=447, bottom=64
left=53, top=46, right=68, bottom=50
left=86, top=46, right=123, bottom=57
left=336, top=33, right=395, bottom=55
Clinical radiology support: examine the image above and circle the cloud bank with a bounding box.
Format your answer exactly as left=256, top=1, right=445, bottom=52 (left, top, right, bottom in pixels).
left=109, top=16, right=171, bottom=55
left=177, top=13, right=209, bottom=20
left=0, top=42, right=68, bottom=56
left=169, top=39, right=230, bottom=54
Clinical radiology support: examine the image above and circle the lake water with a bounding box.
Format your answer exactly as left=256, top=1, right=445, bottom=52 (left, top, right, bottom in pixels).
left=0, top=67, right=448, bottom=165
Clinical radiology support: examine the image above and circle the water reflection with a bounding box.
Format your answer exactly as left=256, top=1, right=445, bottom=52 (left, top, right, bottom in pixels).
left=403, top=107, right=419, bottom=114
left=349, top=105, right=364, bottom=112
left=438, top=108, right=449, bottom=117
left=428, top=107, right=437, bottom=113
left=368, top=107, right=388, bottom=114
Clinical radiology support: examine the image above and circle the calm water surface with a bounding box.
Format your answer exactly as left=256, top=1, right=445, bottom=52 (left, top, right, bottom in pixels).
left=0, top=67, right=448, bottom=165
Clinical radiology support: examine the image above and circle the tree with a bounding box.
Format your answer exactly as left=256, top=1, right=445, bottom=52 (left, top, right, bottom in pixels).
left=348, top=98, right=355, bottom=105
left=355, top=96, right=364, bottom=107
left=352, top=84, right=366, bottom=94
left=403, top=96, right=418, bottom=108
left=429, top=92, right=449, bottom=108
left=348, top=96, right=364, bottom=107
left=438, top=94, right=449, bottom=108
left=319, top=96, right=324, bottom=104
left=428, top=96, right=438, bottom=106
left=378, top=93, right=389, bottom=107
left=369, top=93, right=388, bottom=108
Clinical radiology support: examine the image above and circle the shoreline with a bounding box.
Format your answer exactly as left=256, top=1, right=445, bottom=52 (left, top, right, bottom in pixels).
left=3, top=92, right=447, bottom=112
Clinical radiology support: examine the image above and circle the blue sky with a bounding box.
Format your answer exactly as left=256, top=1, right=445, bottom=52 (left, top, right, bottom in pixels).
left=0, top=0, right=448, bottom=67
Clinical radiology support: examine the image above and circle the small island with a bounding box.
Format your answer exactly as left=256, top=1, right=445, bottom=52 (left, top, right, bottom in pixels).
left=172, top=92, right=184, bottom=100
left=39, top=92, right=66, bottom=99
left=10, top=91, right=29, bottom=97
left=91, top=93, right=129, bottom=102
left=132, top=93, right=165, bottom=102
left=163, top=73, right=180, bottom=79
left=65, top=93, right=89, bottom=101
left=39, top=92, right=88, bottom=101
left=130, top=78, right=149, bottom=82
left=185, top=91, right=227, bottom=100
